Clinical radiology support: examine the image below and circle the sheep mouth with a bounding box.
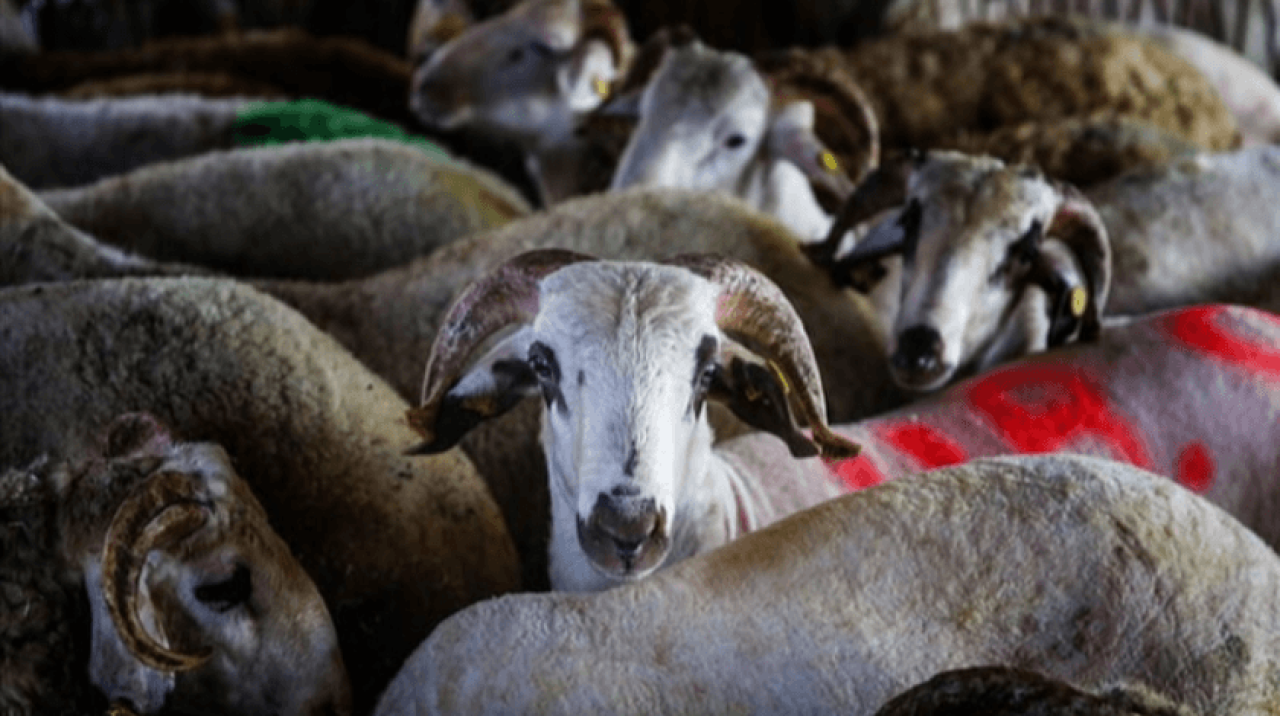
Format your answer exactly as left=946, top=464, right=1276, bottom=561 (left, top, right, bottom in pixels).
left=576, top=507, right=670, bottom=580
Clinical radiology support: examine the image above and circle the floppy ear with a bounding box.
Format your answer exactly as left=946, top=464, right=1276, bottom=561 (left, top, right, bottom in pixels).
left=708, top=342, right=819, bottom=459
left=1045, top=182, right=1111, bottom=342
left=407, top=327, right=540, bottom=454
left=1028, top=240, right=1092, bottom=348
left=765, top=101, right=855, bottom=205
left=558, top=37, right=621, bottom=112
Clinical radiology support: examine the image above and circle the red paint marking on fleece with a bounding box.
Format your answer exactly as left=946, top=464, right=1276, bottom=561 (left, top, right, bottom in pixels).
left=876, top=422, right=969, bottom=469
left=1176, top=442, right=1216, bottom=494
left=1162, top=305, right=1280, bottom=377
left=965, top=364, right=1154, bottom=469
left=826, top=454, right=884, bottom=491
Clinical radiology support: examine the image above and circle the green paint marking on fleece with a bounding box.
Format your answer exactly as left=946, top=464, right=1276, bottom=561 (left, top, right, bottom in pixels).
left=232, top=98, right=451, bottom=160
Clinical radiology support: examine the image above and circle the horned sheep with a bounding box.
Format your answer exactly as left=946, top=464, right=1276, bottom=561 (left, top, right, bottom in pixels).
left=810, top=146, right=1280, bottom=392
left=0, top=277, right=520, bottom=712
left=35, top=138, right=531, bottom=280
left=374, top=453, right=1280, bottom=714
left=1, top=412, right=351, bottom=716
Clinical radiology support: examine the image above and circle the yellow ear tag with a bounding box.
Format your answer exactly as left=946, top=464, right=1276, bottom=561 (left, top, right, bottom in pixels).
left=767, top=360, right=791, bottom=395
left=592, top=77, right=610, bottom=99
left=819, top=151, right=840, bottom=175
left=1069, top=286, right=1088, bottom=318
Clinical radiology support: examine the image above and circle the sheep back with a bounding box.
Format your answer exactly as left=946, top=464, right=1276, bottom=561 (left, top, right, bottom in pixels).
left=376, top=453, right=1280, bottom=715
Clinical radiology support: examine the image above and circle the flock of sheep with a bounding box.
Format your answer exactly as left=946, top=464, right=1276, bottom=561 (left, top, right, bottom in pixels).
left=5, top=0, right=1280, bottom=713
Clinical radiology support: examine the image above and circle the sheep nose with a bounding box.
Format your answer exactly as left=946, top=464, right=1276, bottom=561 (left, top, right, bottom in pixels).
left=891, top=325, right=949, bottom=390
left=578, top=492, right=670, bottom=579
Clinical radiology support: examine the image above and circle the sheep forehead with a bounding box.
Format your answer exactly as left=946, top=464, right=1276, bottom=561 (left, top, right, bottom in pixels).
left=644, top=46, right=769, bottom=126
left=911, top=156, right=1059, bottom=255
left=536, top=264, right=720, bottom=380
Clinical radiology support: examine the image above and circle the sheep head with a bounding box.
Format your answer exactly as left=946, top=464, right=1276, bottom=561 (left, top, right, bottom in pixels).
left=817, top=151, right=1111, bottom=392
left=408, top=251, right=856, bottom=588
left=609, top=42, right=873, bottom=238
left=71, top=413, right=351, bottom=716
left=408, top=0, right=634, bottom=146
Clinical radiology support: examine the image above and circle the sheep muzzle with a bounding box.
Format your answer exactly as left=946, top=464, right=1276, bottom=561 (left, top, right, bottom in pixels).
left=577, top=494, right=669, bottom=579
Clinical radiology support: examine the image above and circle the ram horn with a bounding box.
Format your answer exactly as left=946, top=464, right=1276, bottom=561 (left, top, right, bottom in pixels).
left=804, top=149, right=917, bottom=273
left=579, top=0, right=636, bottom=80
left=408, top=249, right=598, bottom=448
left=665, top=253, right=860, bottom=460
left=101, top=470, right=214, bottom=672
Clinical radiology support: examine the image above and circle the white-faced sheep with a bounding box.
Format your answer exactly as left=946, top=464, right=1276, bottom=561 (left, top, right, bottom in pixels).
left=408, top=0, right=635, bottom=204
left=35, top=138, right=530, bottom=279
left=374, top=453, right=1280, bottom=714
left=0, top=277, right=520, bottom=712
left=2, top=412, right=351, bottom=716
left=808, top=146, right=1280, bottom=391
left=405, top=250, right=861, bottom=592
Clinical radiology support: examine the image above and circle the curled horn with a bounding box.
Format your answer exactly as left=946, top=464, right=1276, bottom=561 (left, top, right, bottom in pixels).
left=760, top=51, right=881, bottom=200
left=664, top=254, right=860, bottom=460
left=101, top=470, right=214, bottom=673
left=407, top=249, right=598, bottom=448
left=1046, top=182, right=1111, bottom=342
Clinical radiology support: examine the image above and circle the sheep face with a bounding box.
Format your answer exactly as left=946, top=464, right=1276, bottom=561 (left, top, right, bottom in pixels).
left=877, top=155, right=1065, bottom=391
left=494, top=265, right=722, bottom=586
left=409, top=0, right=626, bottom=147
left=610, top=43, right=770, bottom=194
left=410, top=251, right=855, bottom=592
left=78, top=417, right=351, bottom=715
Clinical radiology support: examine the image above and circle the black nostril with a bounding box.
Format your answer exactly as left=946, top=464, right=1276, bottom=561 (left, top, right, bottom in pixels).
left=610, top=484, right=640, bottom=497
left=613, top=537, right=644, bottom=557
left=894, top=325, right=944, bottom=374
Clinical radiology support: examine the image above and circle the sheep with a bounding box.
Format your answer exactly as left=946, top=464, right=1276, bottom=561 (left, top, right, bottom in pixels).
left=807, top=146, right=1280, bottom=392
left=0, top=27, right=418, bottom=127
left=406, top=0, right=517, bottom=62
left=789, top=14, right=1241, bottom=153
left=0, top=277, right=521, bottom=712
left=814, top=302, right=1280, bottom=551
left=0, top=91, right=253, bottom=190
left=2, top=411, right=351, bottom=716
left=405, top=249, right=865, bottom=592
left=870, top=666, right=1195, bottom=715
left=408, top=0, right=636, bottom=204
left=32, top=138, right=529, bottom=279
left=0, top=161, right=201, bottom=284
left=374, top=452, right=1280, bottom=714
left=608, top=40, right=878, bottom=244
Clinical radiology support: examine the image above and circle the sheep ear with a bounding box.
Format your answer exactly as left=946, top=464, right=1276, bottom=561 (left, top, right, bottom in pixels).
left=407, top=327, right=538, bottom=454
left=765, top=101, right=855, bottom=205
left=558, top=39, right=620, bottom=112
left=708, top=344, right=819, bottom=459
left=1028, top=239, right=1093, bottom=348
left=104, top=413, right=175, bottom=460
left=1046, top=182, right=1111, bottom=342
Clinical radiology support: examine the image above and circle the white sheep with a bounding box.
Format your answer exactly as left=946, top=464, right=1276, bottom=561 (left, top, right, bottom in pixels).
left=810, top=146, right=1280, bottom=392
left=36, top=138, right=531, bottom=280
left=374, top=453, right=1280, bottom=714
left=408, top=0, right=636, bottom=204
left=0, top=276, right=520, bottom=712
left=0, top=91, right=253, bottom=190
left=2, top=412, right=351, bottom=716
left=406, top=249, right=861, bottom=592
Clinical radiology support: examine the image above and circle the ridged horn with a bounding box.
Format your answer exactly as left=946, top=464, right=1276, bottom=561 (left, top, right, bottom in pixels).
left=101, top=470, right=213, bottom=673
left=1048, top=182, right=1112, bottom=342
left=408, top=249, right=598, bottom=447
left=665, top=254, right=860, bottom=460
left=580, top=0, right=635, bottom=76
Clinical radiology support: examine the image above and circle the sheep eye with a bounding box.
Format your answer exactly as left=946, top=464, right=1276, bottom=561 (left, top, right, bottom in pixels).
left=528, top=342, right=559, bottom=384
left=723, top=133, right=747, bottom=150
left=194, top=563, right=251, bottom=613
left=505, top=46, right=525, bottom=65
left=697, top=364, right=717, bottom=393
